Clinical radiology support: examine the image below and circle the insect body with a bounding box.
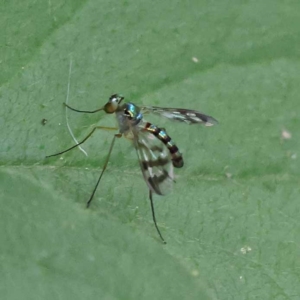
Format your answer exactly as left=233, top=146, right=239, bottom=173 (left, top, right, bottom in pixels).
left=46, top=94, right=218, bottom=243
left=144, top=122, right=183, bottom=168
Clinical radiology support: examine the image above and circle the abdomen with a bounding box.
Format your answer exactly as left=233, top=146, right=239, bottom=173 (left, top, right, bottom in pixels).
left=144, top=122, right=184, bottom=168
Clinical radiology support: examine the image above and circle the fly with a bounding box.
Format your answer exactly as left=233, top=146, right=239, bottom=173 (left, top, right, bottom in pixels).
left=46, top=94, right=218, bottom=243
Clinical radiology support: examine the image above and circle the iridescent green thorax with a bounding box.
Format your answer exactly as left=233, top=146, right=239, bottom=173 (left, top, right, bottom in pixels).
left=121, top=102, right=143, bottom=123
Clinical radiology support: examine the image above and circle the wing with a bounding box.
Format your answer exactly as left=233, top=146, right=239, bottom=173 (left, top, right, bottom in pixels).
left=141, top=106, right=218, bottom=126
left=133, top=127, right=174, bottom=196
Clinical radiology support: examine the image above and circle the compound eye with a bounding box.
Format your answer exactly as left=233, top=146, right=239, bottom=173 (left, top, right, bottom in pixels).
left=109, top=94, right=118, bottom=103
left=109, top=94, right=123, bottom=104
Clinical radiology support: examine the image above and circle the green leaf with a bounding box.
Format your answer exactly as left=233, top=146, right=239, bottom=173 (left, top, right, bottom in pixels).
left=1, top=0, right=300, bottom=299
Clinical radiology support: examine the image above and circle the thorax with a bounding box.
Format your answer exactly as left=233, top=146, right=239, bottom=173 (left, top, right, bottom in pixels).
left=115, top=102, right=143, bottom=135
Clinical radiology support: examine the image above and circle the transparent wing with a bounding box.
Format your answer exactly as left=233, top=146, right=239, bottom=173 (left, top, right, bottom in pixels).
left=133, top=126, right=174, bottom=195
left=141, top=106, right=218, bottom=126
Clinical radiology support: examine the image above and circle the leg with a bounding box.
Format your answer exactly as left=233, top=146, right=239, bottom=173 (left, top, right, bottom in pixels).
left=86, top=133, right=122, bottom=207
left=64, top=103, right=103, bottom=114
left=46, top=126, right=118, bottom=158
left=149, top=190, right=166, bottom=244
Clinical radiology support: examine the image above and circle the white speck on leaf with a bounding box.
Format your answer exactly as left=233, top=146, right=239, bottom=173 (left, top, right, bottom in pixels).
left=281, top=129, right=292, bottom=140
left=240, top=246, right=252, bottom=254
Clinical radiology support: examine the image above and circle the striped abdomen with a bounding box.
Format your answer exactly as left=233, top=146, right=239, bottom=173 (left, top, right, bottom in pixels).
left=144, top=122, right=184, bottom=168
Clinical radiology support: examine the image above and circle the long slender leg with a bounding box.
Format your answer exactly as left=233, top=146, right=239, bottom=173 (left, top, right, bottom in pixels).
left=46, top=126, right=118, bottom=158
left=149, top=190, right=166, bottom=244
left=64, top=103, right=103, bottom=114
left=86, top=133, right=122, bottom=208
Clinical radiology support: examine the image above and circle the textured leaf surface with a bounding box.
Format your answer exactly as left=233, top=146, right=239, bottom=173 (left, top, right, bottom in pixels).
left=1, top=1, right=300, bottom=299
